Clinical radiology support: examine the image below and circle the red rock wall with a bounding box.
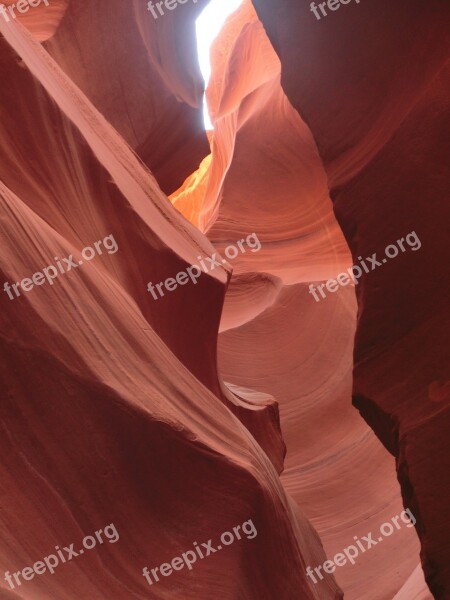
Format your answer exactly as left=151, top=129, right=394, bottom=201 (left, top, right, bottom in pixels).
left=1, top=0, right=448, bottom=598
left=251, top=0, right=450, bottom=597
left=0, top=6, right=338, bottom=600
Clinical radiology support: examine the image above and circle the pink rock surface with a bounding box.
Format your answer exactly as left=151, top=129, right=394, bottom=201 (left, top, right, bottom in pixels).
left=1, top=0, right=448, bottom=598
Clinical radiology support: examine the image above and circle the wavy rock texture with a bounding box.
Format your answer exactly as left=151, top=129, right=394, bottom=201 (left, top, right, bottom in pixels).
left=172, top=1, right=448, bottom=598
left=250, top=0, right=450, bottom=597
left=0, top=1, right=448, bottom=600
left=43, top=0, right=210, bottom=195
left=0, top=9, right=337, bottom=600
left=1, top=0, right=68, bottom=40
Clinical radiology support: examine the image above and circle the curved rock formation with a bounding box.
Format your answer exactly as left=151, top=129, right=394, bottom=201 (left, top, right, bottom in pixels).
left=250, top=0, right=450, bottom=596
left=0, top=11, right=336, bottom=600
left=1, top=0, right=448, bottom=598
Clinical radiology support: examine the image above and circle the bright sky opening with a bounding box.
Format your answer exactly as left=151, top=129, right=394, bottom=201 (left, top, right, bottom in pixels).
left=196, top=0, right=244, bottom=130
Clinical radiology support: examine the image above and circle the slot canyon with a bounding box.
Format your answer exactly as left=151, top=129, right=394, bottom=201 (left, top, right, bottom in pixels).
left=0, top=1, right=449, bottom=598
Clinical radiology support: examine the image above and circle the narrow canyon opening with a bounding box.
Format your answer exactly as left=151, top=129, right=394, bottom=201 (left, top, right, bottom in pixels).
left=0, top=1, right=447, bottom=599
left=195, top=0, right=244, bottom=130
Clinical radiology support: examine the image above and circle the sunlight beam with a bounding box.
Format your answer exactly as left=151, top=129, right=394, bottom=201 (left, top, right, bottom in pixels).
left=196, top=0, right=244, bottom=130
